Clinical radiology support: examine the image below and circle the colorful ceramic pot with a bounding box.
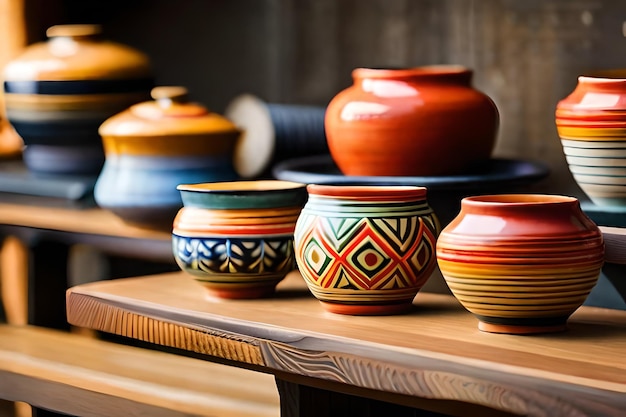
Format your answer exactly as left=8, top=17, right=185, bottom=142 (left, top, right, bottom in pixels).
left=3, top=24, right=153, bottom=175
left=294, top=185, right=440, bottom=315
left=556, top=76, right=626, bottom=206
left=172, top=180, right=307, bottom=299
left=95, top=86, right=241, bottom=229
left=436, top=194, right=604, bottom=334
left=325, top=66, right=499, bottom=177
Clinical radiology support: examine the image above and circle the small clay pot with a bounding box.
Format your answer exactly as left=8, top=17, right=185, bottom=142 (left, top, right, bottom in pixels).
left=294, top=184, right=440, bottom=315
left=3, top=24, right=153, bottom=175
left=172, top=180, right=308, bottom=299
left=436, top=194, right=604, bottom=334
left=325, top=66, right=499, bottom=177
left=95, top=86, right=241, bottom=229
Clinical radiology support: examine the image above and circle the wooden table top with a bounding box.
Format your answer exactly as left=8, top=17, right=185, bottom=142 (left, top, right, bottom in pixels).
left=67, top=271, right=626, bottom=417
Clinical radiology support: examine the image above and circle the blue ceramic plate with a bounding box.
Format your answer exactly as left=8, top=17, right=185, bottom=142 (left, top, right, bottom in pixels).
left=581, top=201, right=626, bottom=228
left=272, top=155, right=550, bottom=191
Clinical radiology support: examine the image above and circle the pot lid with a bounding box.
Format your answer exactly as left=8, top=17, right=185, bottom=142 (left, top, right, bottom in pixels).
left=99, top=86, right=241, bottom=137
left=4, top=24, right=152, bottom=81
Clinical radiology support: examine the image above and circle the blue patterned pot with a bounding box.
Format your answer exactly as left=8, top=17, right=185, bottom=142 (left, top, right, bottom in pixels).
left=172, top=180, right=307, bottom=298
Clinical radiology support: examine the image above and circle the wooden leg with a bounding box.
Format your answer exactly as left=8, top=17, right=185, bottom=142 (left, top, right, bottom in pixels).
left=27, top=240, right=70, bottom=330
left=0, top=236, right=30, bottom=417
left=1, top=237, right=70, bottom=416
left=1, top=236, right=28, bottom=325
left=28, top=241, right=75, bottom=416
left=275, top=378, right=452, bottom=417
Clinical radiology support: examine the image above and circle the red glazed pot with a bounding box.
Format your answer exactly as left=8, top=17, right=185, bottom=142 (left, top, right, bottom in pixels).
left=436, top=194, right=604, bottom=334
left=325, top=66, right=499, bottom=177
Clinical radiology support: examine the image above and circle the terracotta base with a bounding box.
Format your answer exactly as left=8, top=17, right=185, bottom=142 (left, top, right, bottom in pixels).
left=205, top=285, right=277, bottom=300
left=320, top=301, right=413, bottom=316
left=478, top=321, right=567, bottom=335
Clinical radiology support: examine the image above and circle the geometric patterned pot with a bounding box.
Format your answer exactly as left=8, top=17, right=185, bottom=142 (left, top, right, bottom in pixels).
left=295, top=184, right=440, bottom=315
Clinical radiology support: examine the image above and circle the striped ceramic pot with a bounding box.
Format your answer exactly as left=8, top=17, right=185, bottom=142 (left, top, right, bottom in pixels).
left=436, top=194, right=604, bottom=334
left=3, top=24, right=153, bottom=175
left=172, top=180, right=308, bottom=299
left=294, top=185, right=440, bottom=315
left=556, top=75, right=626, bottom=206
left=95, top=86, right=241, bottom=230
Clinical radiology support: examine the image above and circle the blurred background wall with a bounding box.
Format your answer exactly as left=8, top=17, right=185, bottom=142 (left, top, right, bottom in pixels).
left=17, top=0, right=626, bottom=199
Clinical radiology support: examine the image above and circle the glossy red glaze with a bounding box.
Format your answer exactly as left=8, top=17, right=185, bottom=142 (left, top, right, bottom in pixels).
left=446, top=194, right=601, bottom=240
left=555, top=76, right=626, bottom=206
left=436, top=194, right=605, bottom=335
left=556, top=76, right=626, bottom=127
left=325, top=66, right=499, bottom=176
left=556, top=76, right=626, bottom=113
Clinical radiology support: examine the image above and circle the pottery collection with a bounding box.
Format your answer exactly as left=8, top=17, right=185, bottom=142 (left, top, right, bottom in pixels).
left=0, top=23, right=614, bottom=331
left=324, top=65, right=499, bottom=177
left=3, top=24, right=153, bottom=175
left=94, top=86, right=240, bottom=229
left=556, top=75, right=626, bottom=207
left=172, top=180, right=307, bottom=299
left=436, top=194, right=604, bottom=334
left=294, top=184, right=440, bottom=315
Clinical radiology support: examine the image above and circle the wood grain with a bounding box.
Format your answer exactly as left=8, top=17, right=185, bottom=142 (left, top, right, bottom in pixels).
left=0, top=325, right=279, bottom=417
left=67, top=271, right=626, bottom=417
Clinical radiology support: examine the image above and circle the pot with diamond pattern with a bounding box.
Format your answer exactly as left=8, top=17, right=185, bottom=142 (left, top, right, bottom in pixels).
left=294, top=184, right=440, bottom=315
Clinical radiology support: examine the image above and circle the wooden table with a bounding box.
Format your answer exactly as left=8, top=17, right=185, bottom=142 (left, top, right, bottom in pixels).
left=0, top=198, right=176, bottom=329
left=67, top=271, right=626, bottom=417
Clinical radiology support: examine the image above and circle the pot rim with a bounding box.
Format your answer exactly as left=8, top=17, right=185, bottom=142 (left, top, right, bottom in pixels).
left=462, top=194, right=578, bottom=206
left=46, top=24, right=103, bottom=38
left=178, top=180, right=306, bottom=193
left=307, top=184, right=427, bottom=199
left=576, top=76, right=626, bottom=91
left=352, top=65, right=471, bottom=80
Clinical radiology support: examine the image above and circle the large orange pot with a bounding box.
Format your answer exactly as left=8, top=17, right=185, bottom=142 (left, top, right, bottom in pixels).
left=325, top=66, right=499, bottom=176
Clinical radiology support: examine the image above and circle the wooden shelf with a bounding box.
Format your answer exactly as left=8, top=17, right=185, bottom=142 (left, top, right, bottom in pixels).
left=67, top=271, right=626, bottom=417
left=0, top=202, right=170, bottom=241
